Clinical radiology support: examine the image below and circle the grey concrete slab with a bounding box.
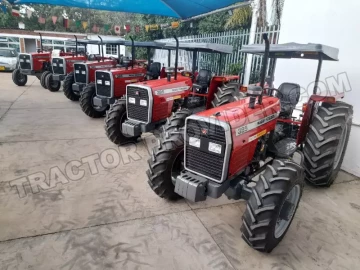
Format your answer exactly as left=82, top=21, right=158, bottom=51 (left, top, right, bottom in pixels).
left=0, top=138, right=191, bottom=242
left=194, top=181, right=360, bottom=270
left=0, top=107, right=107, bottom=142
left=0, top=72, right=35, bottom=104
left=0, top=211, right=234, bottom=270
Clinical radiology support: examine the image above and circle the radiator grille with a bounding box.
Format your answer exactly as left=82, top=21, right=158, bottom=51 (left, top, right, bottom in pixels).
left=19, top=54, right=31, bottom=70
left=185, top=119, right=227, bottom=181
left=52, top=58, right=65, bottom=75
left=74, top=63, right=87, bottom=83
left=127, top=86, right=150, bottom=122
left=96, top=72, right=112, bottom=97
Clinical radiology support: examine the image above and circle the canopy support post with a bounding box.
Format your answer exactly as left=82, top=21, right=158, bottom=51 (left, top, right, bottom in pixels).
left=218, top=53, right=223, bottom=75
left=313, top=54, right=323, bottom=95
left=147, top=46, right=151, bottom=71
left=130, top=36, right=135, bottom=68
left=192, top=50, right=197, bottom=82
left=174, top=36, right=179, bottom=80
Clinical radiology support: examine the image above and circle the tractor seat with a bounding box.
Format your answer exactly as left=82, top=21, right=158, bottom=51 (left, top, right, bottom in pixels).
left=276, top=82, right=301, bottom=118
left=193, top=69, right=212, bottom=94
left=146, top=62, right=161, bottom=79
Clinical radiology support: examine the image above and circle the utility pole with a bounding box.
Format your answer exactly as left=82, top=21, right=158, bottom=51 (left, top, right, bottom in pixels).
left=243, top=0, right=260, bottom=85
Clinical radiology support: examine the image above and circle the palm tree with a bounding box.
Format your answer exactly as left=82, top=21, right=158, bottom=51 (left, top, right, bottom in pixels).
left=225, top=0, right=285, bottom=29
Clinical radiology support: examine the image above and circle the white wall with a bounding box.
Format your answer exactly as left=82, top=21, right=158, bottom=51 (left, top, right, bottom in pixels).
left=275, top=0, right=360, bottom=176
left=86, top=35, right=126, bottom=58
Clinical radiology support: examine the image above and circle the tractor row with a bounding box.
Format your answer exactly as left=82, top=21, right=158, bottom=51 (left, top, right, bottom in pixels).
left=11, top=33, right=352, bottom=253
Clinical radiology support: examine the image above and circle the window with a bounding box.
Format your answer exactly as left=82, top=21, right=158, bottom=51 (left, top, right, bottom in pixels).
left=106, top=44, right=117, bottom=55
left=0, top=49, right=17, bottom=57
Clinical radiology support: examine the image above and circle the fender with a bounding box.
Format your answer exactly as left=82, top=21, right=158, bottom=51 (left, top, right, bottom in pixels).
left=296, top=93, right=344, bottom=145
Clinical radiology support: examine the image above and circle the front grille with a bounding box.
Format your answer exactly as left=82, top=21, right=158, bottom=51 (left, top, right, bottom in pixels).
left=127, top=86, right=149, bottom=122
left=51, top=58, right=65, bottom=75
left=52, top=58, right=65, bottom=75
left=96, top=72, right=112, bottom=97
left=185, top=119, right=227, bottom=181
left=74, top=63, right=87, bottom=83
left=19, top=54, right=31, bottom=70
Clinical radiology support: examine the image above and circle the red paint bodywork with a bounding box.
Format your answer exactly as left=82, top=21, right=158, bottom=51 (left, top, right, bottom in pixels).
left=84, top=59, right=118, bottom=83
left=30, top=52, right=51, bottom=71
left=196, top=96, right=280, bottom=178
left=135, top=75, right=193, bottom=122
left=62, top=56, right=87, bottom=74
left=108, top=67, right=147, bottom=97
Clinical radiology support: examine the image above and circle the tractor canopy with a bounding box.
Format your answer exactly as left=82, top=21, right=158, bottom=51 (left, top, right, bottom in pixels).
left=241, top=43, right=339, bottom=61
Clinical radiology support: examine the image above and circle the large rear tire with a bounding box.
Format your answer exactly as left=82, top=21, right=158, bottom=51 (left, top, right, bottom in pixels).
left=212, top=82, right=245, bottom=107
left=79, top=83, right=107, bottom=118
left=40, top=71, right=51, bottom=89
left=105, top=100, right=140, bottom=145
left=12, top=69, right=27, bottom=86
left=303, top=101, right=353, bottom=187
left=146, top=109, right=191, bottom=201
left=63, top=72, right=79, bottom=101
left=45, top=73, right=61, bottom=92
left=241, top=160, right=304, bottom=253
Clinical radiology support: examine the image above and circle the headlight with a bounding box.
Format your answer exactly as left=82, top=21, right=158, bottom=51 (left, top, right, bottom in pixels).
left=59, top=64, right=64, bottom=67
left=140, top=99, right=147, bottom=106
left=52, top=63, right=57, bottom=66
left=19, top=59, right=24, bottom=62
left=208, top=142, right=222, bottom=154
left=97, top=80, right=102, bottom=84
left=75, top=70, right=80, bottom=74
left=189, top=137, right=201, bottom=148
left=105, top=81, right=111, bottom=86
left=128, top=97, right=135, bottom=104
left=81, top=71, right=86, bottom=74
left=25, top=59, right=30, bottom=63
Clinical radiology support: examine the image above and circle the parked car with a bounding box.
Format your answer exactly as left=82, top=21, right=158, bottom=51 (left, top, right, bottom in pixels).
left=0, top=48, right=18, bottom=71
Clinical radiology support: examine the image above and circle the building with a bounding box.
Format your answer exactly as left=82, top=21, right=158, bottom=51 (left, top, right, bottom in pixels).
left=275, top=0, right=360, bottom=176
left=0, top=29, right=126, bottom=58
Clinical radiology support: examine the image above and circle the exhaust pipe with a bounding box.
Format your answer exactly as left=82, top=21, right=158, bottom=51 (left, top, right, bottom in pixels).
left=174, top=35, right=179, bottom=80
left=39, top=33, right=43, bottom=52
left=98, top=36, right=104, bottom=62
left=130, top=36, right=135, bottom=69
left=74, top=35, right=78, bottom=56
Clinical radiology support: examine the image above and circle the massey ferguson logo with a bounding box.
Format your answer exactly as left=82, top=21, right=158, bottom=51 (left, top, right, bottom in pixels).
left=135, top=91, right=139, bottom=95
left=201, top=129, right=208, bottom=135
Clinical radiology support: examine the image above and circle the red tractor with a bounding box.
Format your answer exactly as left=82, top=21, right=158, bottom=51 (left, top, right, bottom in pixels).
left=103, top=38, right=237, bottom=145
left=44, top=36, right=97, bottom=92
left=146, top=34, right=352, bottom=253
left=12, top=33, right=56, bottom=88
left=81, top=40, right=166, bottom=118
left=62, top=37, right=124, bottom=103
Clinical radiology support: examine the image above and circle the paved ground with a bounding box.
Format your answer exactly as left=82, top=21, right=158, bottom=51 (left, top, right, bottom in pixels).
left=0, top=72, right=359, bottom=270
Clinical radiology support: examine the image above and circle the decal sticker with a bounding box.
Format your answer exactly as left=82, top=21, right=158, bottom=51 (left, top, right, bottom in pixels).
left=235, top=112, right=278, bottom=136
left=125, top=79, right=139, bottom=83
left=249, top=129, right=267, bottom=142
left=155, top=86, right=189, bottom=96
left=166, top=95, right=182, bottom=101
left=90, top=65, right=113, bottom=69
left=115, top=73, right=144, bottom=78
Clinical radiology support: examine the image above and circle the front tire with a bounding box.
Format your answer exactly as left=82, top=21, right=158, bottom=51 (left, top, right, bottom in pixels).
left=45, top=73, right=61, bottom=92
left=303, top=101, right=353, bottom=187
left=63, top=72, right=79, bottom=101
left=12, top=69, right=27, bottom=86
left=105, top=100, right=140, bottom=145
left=241, top=160, right=304, bottom=253
left=40, top=71, right=51, bottom=89
left=146, top=109, right=191, bottom=200
left=79, top=83, right=107, bottom=118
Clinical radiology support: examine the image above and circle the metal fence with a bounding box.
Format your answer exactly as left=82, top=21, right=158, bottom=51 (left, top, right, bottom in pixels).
left=153, top=25, right=280, bottom=82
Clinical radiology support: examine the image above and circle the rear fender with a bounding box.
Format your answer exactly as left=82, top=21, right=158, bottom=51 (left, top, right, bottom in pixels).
left=206, top=75, right=239, bottom=109
left=296, top=93, right=344, bottom=145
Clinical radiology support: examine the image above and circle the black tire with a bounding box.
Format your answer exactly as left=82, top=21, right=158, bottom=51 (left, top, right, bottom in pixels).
left=212, top=82, right=246, bottom=107
left=12, top=69, right=27, bottom=86
left=80, top=83, right=107, bottom=118
left=303, top=101, right=353, bottom=187
left=63, top=72, right=79, bottom=101
left=40, top=71, right=51, bottom=89
left=45, top=73, right=61, bottom=92
left=105, top=100, right=140, bottom=145
left=241, top=159, right=304, bottom=253
left=146, top=110, right=192, bottom=201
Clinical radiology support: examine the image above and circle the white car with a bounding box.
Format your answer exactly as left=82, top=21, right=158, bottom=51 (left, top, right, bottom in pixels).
left=0, top=48, right=18, bottom=71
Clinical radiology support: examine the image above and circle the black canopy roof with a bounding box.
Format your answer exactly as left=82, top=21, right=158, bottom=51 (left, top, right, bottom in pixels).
left=241, top=43, right=339, bottom=61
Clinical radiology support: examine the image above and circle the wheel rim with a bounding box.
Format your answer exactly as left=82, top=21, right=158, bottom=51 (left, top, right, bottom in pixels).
left=274, top=184, right=301, bottom=239
left=333, top=124, right=347, bottom=169
left=171, top=151, right=184, bottom=185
